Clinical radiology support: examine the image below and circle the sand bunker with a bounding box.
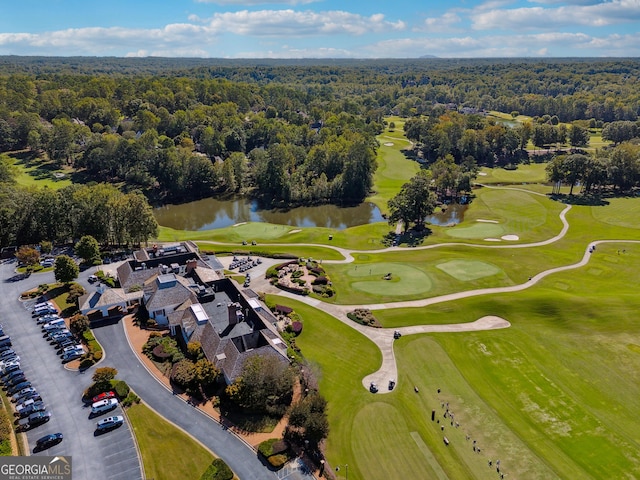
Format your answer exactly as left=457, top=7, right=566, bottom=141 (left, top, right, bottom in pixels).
left=478, top=172, right=488, bottom=176
left=384, top=142, right=394, bottom=147
left=477, top=219, right=498, bottom=223
left=501, top=234, right=520, bottom=241
left=484, top=238, right=502, bottom=242
left=288, top=229, right=302, bottom=234
left=232, top=222, right=247, bottom=227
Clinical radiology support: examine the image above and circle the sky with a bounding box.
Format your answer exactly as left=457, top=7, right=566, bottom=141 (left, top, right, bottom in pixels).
left=0, top=0, right=639, bottom=58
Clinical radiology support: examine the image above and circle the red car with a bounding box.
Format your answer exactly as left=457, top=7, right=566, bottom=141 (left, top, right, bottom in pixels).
left=92, top=391, right=116, bottom=403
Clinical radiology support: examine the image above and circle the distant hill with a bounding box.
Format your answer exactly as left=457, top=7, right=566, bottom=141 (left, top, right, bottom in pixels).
left=419, top=55, right=438, bottom=58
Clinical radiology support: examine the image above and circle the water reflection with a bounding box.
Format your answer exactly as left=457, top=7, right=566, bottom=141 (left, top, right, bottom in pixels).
left=153, top=197, right=385, bottom=230
left=425, top=203, right=467, bottom=226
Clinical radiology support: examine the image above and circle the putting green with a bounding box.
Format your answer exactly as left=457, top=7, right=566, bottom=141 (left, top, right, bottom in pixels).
left=348, top=262, right=433, bottom=296
left=436, top=260, right=502, bottom=281
left=446, top=223, right=504, bottom=239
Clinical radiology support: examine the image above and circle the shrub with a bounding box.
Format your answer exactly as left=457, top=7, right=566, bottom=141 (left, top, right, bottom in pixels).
left=258, top=438, right=288, bottom=457
left=79, top=356, right=95, bottom=370
left=112, top=380, right=130, bottom=399
left=309, top=267, right=325, bottom=276
left=92, top=350, right=103, bottom=361
left=291, top=270, right=303, bottom=279
left=70, top=314, right=90, bottom=334
left=171, top=360, right=196, bottom=388
left=291, top=321, right=303, bottom=336
left=267, top=454, right=288, bottom=469
left=122, top=392, right=140, bottom=407
left=312, top=276, right=328, bottom=285
left=199, top=458, right=234, bottom=480
left=152, top=344, right=171, bottom=360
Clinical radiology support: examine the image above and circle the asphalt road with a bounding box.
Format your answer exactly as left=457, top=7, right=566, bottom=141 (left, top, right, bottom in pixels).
left=92, top=320, right=278, bottom=480
left=0, top=261, right=142, bottom=480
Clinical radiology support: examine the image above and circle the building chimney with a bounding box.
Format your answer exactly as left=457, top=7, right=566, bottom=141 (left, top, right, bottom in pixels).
left=186, top=259, right=198, bottom=274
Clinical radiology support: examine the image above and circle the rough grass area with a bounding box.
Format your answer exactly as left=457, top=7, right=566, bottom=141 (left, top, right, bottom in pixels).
left=478, top=163, right=549, bottom=184
left=5, top=152, right=73, bottom=190
left=127, top=402, right=214, bottom=480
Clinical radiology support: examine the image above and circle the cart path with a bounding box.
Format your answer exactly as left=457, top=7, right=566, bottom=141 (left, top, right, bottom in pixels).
left=244, top=239, right=640, bottom=393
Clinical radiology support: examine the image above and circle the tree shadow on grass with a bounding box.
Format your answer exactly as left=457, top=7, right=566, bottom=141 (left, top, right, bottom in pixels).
left=550, top=193, right=610, bottom=206
left=400, top=226, right=432, bottom=247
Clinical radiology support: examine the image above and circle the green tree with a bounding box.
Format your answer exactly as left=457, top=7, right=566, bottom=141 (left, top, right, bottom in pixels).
left=287, top=392, right=329, bottom=446
left=171, top=360, right=196, bottom=389
left=92, top=367, right=118, bottom=390
left=193, top=359, right=220, bottom=387
left=387, top=170, right=437, bottom=232
left=568, top=124, right=590, bottom=149
left=54, top=254, right=79, bottom=283
left=75, top=235, right=101, bottom=263
left=225, top=355, right=294, bottom=416
left=70, top=314, right=90, bottom=334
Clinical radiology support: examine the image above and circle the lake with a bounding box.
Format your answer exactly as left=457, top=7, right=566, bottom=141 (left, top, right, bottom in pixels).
left=153, top=197, right=386, bottom=231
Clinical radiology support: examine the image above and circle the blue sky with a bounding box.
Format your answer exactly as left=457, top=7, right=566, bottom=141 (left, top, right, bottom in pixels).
left=0, top=0, right=639, bottom=58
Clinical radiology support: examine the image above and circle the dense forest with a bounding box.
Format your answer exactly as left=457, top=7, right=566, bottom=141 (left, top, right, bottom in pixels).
left=1, top=57, right=640, bottom=249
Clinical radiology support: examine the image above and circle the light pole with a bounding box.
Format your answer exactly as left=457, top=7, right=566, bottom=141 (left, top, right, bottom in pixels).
left=335, top=464, right=348, bottom=479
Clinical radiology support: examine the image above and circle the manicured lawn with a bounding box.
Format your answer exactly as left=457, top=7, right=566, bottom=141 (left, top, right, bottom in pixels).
left=127, top=402, right=214, bottom=480
left=5, top=152, right=73, bottom=190
left=478, top=163, right=549, bottom=184
left=368, top=118, right=421, bottom=213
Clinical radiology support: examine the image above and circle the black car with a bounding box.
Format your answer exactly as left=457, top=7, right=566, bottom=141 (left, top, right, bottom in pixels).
left=1, top=364, right=21, bottom=377
left=5, top=374, right=27, bottom=388
left=1, top=369, right=24, bottom=382
left=8, top=381, right=32, bottom=395
left=0, top=348, right=16, bottom=359
left=35, top=432, right=63, bottom=450
left=27, top=411, right=51, bottom=427
left=12, top=387, right=37, bottom=402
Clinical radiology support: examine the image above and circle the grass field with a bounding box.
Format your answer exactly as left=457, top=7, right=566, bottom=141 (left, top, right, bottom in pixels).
left=368, top=117, right=421, bottom=213
left=4, top=152, right=73, bottom=189
left=127, top=402, right=214, bottom=480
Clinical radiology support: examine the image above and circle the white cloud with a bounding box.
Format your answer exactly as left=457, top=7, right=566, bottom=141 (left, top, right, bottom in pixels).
left=361, top=31, right=640, bottom=57
left=422, top=12, right=462, bottom=33
left=472, top=0, right=640, bottom=30
left=204, top=9, right=406, bottom=36
left=197, top=0, right=318, bottom=4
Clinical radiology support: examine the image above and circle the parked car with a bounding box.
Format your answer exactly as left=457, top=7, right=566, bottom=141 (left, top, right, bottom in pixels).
left=1, top=369, right=24, bottom=383
left=5, top=374, right=28, bottom=388
left=48, top=330, right=71, bottom=341
left=18, top=411, right=51, bottom=430
left=1, top=362, right=21, bottom=375
left=91, top=398, right=118, bottom=416
left=61, top=350, right=83, bottom=362
left=35, top=432, right=63, bottom=450
left=0, top=348, right=16, bottom=359
left=33, top=308, right=57, bottom=317
left=8, top=381, right=32, bottom=395
left=16, top=401, right=46, bottom=418
left=14, top=391, right=42, bottom=405
left=95, top=415, right=124, bottom=432
left=88, top=275, right=98, bottom=283
left=36, top=314, right=61, bottom=325
left=0, top=358, right=19, bottom=370
left=91, top=391, right=116, bottom=403
left=12, top=387, right=37, bottom=402
left=56, top=338, right=79, bottom=350
left=15, top=398, right=37, bottom=413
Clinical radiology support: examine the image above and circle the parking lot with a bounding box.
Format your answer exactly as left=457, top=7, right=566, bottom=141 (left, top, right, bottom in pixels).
left=0, top=261, right=141, bottom=480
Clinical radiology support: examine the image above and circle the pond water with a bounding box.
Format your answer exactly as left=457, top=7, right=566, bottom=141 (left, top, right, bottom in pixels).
left=153, top=197, right=386, bottom=231
left=425, top=203, right=467, bottom=226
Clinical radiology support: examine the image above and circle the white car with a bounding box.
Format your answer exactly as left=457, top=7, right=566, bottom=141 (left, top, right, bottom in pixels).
left=96, top=415, right=124, bottom=431
left=91, top=398, right=118, bottom=415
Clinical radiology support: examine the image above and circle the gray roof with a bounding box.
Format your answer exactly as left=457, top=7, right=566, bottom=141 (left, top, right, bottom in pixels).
left=144, top=274, right=197, bottom=312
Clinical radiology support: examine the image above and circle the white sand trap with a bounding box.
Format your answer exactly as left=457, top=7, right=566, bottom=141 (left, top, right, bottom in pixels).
left=478, top=172, right=488, bottom=176
left=232, top=222, right=247, bottom=227
left=384, top=142, right=394, bottom=147
left=484, top=238, right=502, bottom=242
left=477, top=219, right=499, bottom=223
left=288, top=229, right=302, bottom=234
left=501, top=234, right=520, bottom=241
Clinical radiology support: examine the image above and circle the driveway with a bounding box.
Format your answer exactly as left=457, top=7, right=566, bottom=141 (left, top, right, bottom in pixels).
left=0, top=261, right=142, bottom=480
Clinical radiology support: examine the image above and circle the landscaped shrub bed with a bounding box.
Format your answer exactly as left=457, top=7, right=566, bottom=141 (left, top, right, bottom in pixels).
left=258, top=438, right=290, bottom=469
left=199, top=458, right=234, bottom=480
left=347, top=308, right=382, bottom=327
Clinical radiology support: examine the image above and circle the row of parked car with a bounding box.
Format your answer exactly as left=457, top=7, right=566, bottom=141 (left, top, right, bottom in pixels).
left=32, top=301, right=85, bottom=363
left=228, top=256, right=261, bottom=273
left=0, top=332, right=52, bottom=432
left=88, top=390, right=125, bottom=433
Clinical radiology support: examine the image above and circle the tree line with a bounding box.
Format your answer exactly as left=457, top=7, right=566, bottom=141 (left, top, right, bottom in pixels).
left=0, top=181, right=158, bottom=248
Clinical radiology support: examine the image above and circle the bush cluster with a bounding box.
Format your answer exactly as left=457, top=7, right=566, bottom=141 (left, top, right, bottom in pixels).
left=199, top=458, right=234, bottom=480
left=347, top=308, right=381, bottom=327
left=258, top=439, right=290, bottom=470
